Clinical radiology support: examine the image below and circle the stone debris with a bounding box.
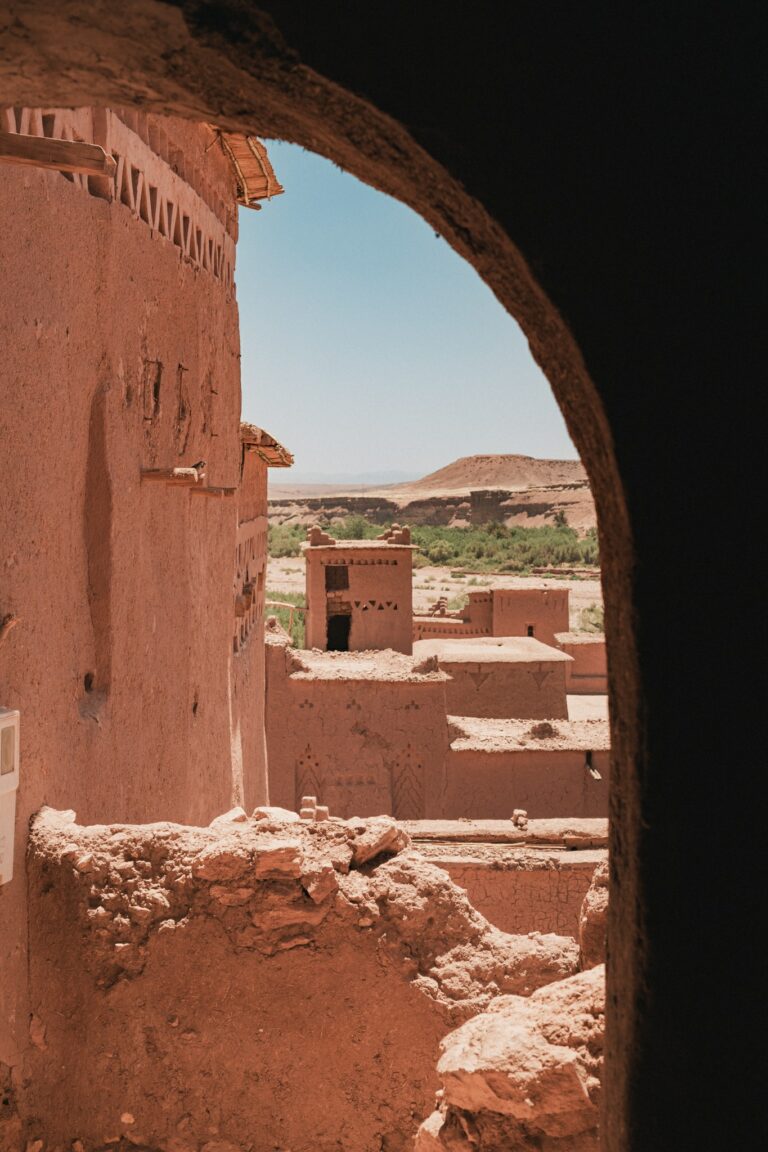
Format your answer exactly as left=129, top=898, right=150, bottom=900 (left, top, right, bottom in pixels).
left=298, top=795, right=331, bottom=821
left=208, top=807, right=249, bottom=828
left=579, top=860, right=609, bottom=969
left=349, top=815, right=411, bottom=865
left=251, top=805, right=301, bottom=823
left=415, top=965, right=605, bottom=1150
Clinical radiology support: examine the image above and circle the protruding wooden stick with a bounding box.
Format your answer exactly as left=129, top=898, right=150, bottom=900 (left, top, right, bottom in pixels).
left=0, top=130, right=116, bottom=178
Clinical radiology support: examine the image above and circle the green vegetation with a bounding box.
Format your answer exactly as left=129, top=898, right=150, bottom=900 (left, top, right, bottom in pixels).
left=579, top=602, right=605, bottom=633
left=268, top=522, right=307, bottom=558
left=268, top=517, right=600, bottom=574
left=446, top=593, right=469, bottom=611
left=265, top=589, right=306, bottom=648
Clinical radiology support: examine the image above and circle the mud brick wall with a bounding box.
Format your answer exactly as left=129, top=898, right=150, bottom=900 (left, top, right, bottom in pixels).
left=425, top=848, right=606, bottom=937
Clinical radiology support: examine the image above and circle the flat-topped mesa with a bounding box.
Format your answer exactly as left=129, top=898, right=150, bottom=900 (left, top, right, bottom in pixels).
left=24, top=806, right=579, bottom=1147
left=303, top=523, right=416, bottom=653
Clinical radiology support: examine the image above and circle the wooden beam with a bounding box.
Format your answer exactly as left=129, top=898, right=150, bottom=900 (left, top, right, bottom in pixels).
left=0, top=130, right=116, bottom=178
left=140, top=466, right=206, bottom=486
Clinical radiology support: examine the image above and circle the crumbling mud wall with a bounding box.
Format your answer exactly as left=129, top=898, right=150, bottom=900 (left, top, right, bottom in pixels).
left=18, top=808, right=580, bottom=1150
left=579, top=860, right=609, bottom=970
left=416, top=965, right=604, bottom=1150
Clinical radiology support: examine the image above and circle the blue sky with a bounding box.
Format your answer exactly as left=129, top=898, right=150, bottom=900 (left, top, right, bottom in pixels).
left=236, top=141, right=576, bottom=479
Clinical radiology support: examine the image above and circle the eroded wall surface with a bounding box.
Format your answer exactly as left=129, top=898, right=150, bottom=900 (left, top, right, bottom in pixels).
left=438, top=659, right=569, bottom=719
left=17, top=807, right=579, bottom=1150
left=416, top=965, right=604, bottom=1150
left=232, top=448, right=270, bottom=804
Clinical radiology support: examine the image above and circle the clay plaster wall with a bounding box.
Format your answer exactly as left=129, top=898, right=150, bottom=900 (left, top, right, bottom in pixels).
left=0, top=113, right=258, bottom=1072
left=430, top=849, right=605, bottom=937
left=265, top=637, right=448, bottom=818
left=438, top=659, right=569, bottom=719
left=443, top=747, right=609, bottom=819
left=305, top=544, right=413, bottom=653
left=490, top=588, right=569, bottom=645
left=555, top=633, right=608, bottom=694
left=232, top=449, right=271, bottom=804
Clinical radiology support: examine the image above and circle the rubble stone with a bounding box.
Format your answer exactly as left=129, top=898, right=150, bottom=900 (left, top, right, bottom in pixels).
left=416, top=965, right=604, bottom=1150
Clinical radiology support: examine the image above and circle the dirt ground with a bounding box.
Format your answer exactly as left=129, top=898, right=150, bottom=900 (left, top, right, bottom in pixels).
left=266, top=557, right=604, bottom=630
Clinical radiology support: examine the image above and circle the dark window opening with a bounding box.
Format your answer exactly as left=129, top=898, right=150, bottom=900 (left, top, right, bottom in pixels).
left=526, top=625, right=535, bottom=637
left=327, top=613, right=351, bottom=651
left=326, top=564, right=349, bottom=591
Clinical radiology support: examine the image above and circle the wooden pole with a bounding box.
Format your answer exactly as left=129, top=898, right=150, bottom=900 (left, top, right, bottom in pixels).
left=0, top=130, right=116, bottom=178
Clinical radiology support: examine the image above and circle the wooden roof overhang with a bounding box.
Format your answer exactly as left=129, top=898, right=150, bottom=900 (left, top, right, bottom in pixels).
left=217, top=131, right=284, bottom=209
left=240, top=423, right=293, bottom=467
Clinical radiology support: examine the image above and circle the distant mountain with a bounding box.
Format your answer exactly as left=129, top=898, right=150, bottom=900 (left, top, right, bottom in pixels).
left=268, top=453, right=595, bottom=534
left=388, top=454, right=586, bottom=493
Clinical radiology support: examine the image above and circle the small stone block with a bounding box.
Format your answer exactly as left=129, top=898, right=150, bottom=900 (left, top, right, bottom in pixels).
left=314, top=806, right=330, bottom=821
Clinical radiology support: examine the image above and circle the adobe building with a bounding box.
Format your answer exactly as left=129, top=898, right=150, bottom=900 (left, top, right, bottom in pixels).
left=443, top=716, right=609, bottom=819
left=265, top=625, right=449, bottom=817
left=413, top=586, right=570, bottom=645
left=0, top=105, right=285, bottom=1100
left=555, top=631, right=608, bottom=694
left=411, top=635, right=572, bottom=719
left=232, top=423, right=293, bottom=797
left=303, top=523, right=415, bottom=653
left=265, top=623, right=607, bottom=820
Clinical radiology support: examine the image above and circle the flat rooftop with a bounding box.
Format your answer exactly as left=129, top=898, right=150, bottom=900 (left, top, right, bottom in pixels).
left=286, top=648, right=448, bottom=682
left=412, top=636, right=572, bottom=664
left=554, top=631, right=606, bottom=645
left=448, top=716, right=610, bottom=752
left=402, top=817, right=608, bottom=848
left=301, top=540, right=416, bottom=551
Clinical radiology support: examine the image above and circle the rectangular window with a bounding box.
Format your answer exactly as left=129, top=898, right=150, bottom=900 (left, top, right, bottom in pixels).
left=326, top=565, right=349, bottom=591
